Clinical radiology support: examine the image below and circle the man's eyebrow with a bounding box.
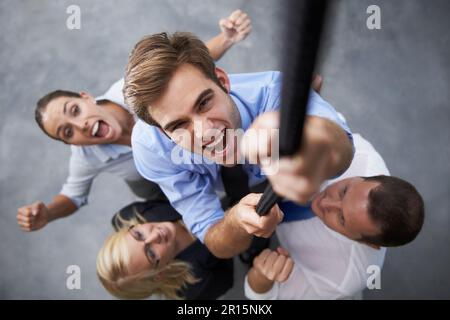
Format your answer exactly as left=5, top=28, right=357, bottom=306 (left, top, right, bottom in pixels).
left=340, top=185, right=350, bottom=226
left=63, top=100, right=69, bottom=114
left=162, top=88, right=214, bottom=131
left=55, top=101, right=70, bottom=139
left=193, top=88, right=214, bottom=110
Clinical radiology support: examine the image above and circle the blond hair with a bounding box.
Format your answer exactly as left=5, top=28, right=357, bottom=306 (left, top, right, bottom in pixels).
left=96, top=218, right=198, bottom=299
left=123, top=32, right=222, bottom=126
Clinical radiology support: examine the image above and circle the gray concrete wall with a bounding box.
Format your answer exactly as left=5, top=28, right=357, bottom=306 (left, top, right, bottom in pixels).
left=0, top=0, right=449, bottom=299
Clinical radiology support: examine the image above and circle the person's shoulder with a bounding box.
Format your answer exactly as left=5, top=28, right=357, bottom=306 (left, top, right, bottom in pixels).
left=353, top=242, right=387, bottom=264
left=103, top=78, right=124, bottom=97
left=97, top=78, right=126, bottom=108
left=325, top=134, right=389, bottom=181
left=353, top=134, right=390, bottom=176
left=229, top=71, right=283, bottom=118
left=229, top=71, right=282, bottom=88
left=70, top=144, right=88, bottom=159
left=132, top=119, right=158, bottom=144
left=131, top=119, right=149, bottom=140
left=353, top=134, right=376, bottom=153
left=131, top=119, right=173, bottom=157
left=68, top=145, right=100, bottom=167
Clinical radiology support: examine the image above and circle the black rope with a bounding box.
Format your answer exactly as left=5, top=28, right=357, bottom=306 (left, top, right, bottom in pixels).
left=256, top=0, right=330, bottom=215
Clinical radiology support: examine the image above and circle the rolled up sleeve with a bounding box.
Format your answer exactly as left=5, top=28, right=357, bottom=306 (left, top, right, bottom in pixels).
left=60, top=150, right=98, bottom=208
left=307, top=91, right=353, bottom=145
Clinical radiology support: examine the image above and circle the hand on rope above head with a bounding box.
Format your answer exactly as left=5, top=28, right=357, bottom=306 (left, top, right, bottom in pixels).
left=241, top=106, right=353, bottom=205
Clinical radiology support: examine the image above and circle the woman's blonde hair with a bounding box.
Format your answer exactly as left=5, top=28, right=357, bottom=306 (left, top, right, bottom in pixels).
left=96, top=215, right=198, bottom=299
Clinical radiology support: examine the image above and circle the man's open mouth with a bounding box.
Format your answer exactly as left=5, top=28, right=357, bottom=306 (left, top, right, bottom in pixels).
left=91, top=120, right=110, bottom=138
left=203, top=129, right=227, bottom=156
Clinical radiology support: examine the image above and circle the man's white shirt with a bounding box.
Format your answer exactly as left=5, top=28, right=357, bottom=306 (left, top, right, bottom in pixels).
left=245, top=134, right=389, bottom=299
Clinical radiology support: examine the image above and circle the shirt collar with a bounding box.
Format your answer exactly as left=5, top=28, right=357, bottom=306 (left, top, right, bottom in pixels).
left=230, top=91, right=252, bottom=131
left=90, top=144, right=131, bottom=163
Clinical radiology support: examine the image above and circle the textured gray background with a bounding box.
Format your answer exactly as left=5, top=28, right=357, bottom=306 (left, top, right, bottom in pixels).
left=0, top=0, right=449, bottom=299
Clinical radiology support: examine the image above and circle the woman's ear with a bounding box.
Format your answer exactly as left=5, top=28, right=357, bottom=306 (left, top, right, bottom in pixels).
left=215, top=67, right=231, bottom=93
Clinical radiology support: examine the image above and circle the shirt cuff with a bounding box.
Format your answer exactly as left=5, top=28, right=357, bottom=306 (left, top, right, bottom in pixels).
left=59, top=192, right=86, bottom=208
left=244, top=275, right=279, bottom=300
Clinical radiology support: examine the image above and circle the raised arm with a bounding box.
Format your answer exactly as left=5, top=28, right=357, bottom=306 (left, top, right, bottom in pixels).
left=17, top=194, right=78, bottom=232
left=206, top=9, right=252, bottom=61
